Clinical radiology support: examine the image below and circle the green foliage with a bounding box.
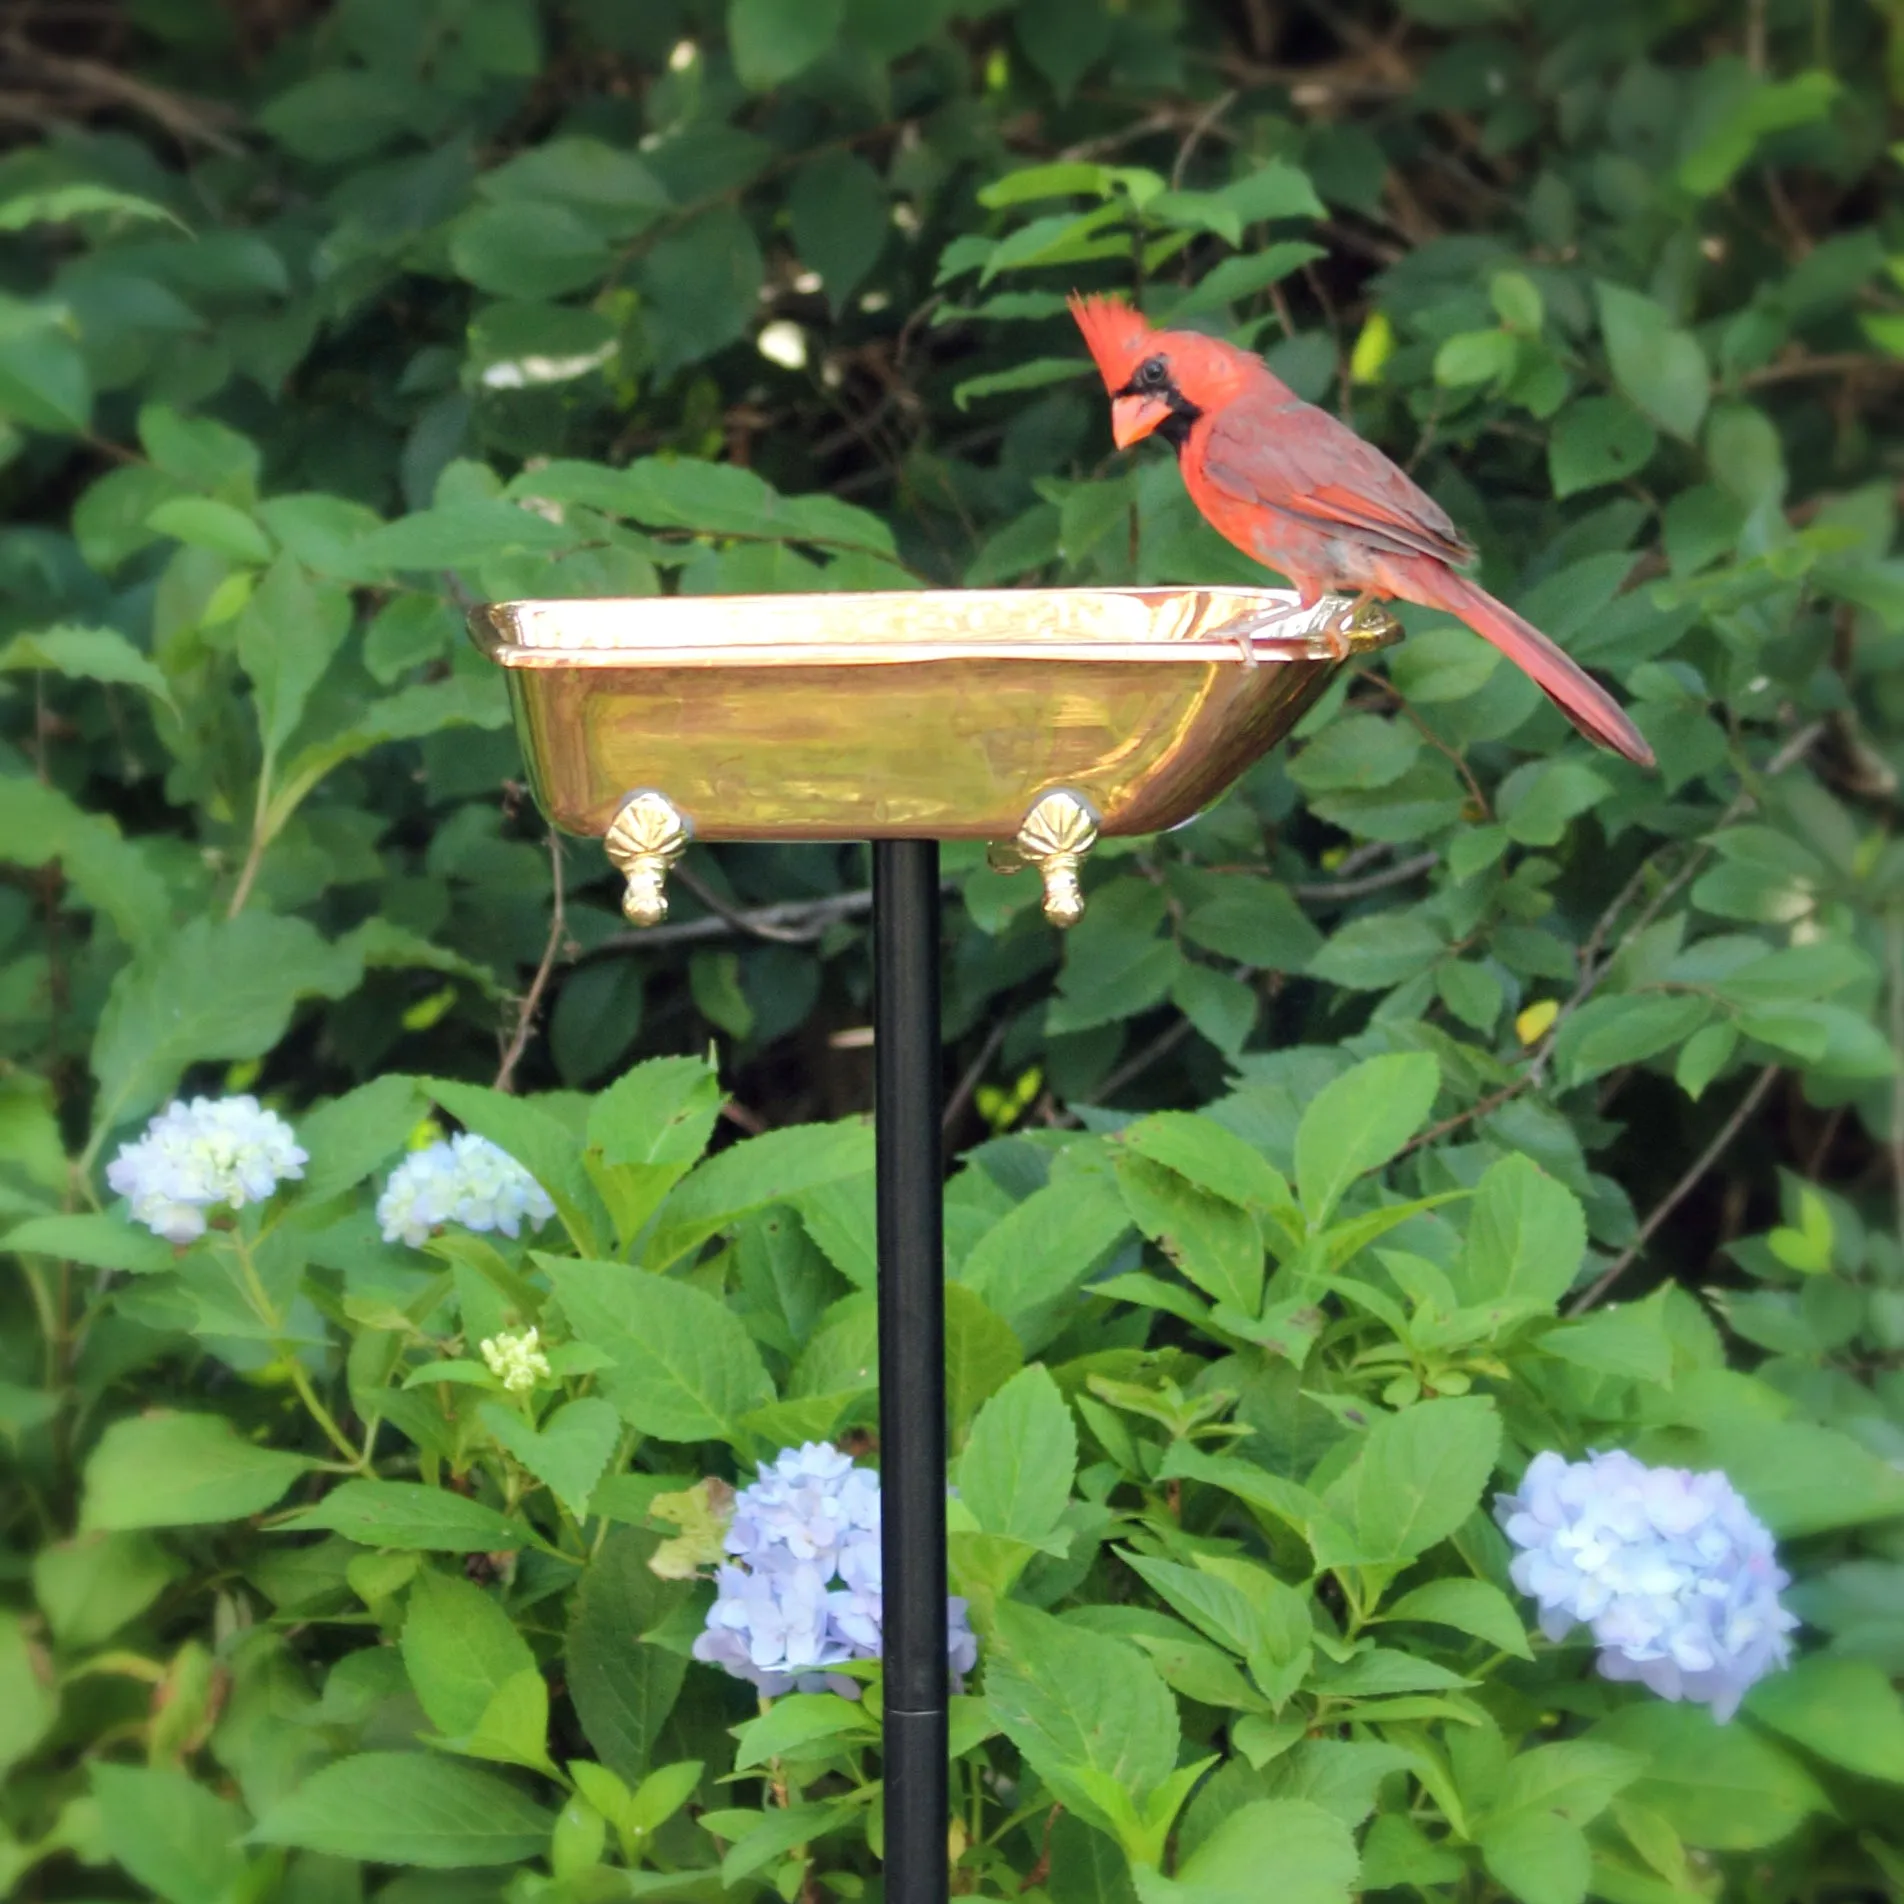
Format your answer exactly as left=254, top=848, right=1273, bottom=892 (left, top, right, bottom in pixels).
left=2, top=0, right=1903, bottom=1899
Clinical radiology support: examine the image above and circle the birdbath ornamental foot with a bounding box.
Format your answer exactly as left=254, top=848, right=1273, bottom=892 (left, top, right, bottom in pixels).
left=986, top=789, right=1101, bottom=928
left=605, top=788, right=692, bottom=926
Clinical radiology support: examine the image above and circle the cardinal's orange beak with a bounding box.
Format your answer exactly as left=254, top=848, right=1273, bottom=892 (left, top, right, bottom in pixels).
left=1111, top=393, right=1171, bottom=449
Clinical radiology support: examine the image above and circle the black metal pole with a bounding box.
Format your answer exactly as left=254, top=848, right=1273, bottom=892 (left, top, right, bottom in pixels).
left=872, top=839, right=947, bottom=1904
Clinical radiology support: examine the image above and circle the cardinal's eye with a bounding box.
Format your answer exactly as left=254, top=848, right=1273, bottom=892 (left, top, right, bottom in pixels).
left=1136, top=356, right=1168, bottom=390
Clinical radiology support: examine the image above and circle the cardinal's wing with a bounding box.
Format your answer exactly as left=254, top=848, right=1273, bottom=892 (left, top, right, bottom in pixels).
left=1197, top=394, right=1476, bottom=569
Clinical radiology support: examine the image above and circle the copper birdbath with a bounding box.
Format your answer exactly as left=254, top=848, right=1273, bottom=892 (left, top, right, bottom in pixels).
left=467, top=584, right=1398, bottom=927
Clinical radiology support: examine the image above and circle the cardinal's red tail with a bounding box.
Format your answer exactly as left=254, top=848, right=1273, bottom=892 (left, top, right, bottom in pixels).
left=1411, top=569, right=1654, bottom=768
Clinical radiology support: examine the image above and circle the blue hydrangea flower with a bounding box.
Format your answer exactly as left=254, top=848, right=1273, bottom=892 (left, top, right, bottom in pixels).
left=1495, top=1448, right=1797, bottom=1721
left=691, top=1441, right=978, bottom=1697
left=106, top=1095, right=307, bottom=1244
left=376, top=1133, right=555, bottom=1249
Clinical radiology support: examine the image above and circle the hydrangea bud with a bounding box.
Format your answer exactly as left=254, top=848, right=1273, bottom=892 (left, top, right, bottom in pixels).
left=692, top=1441, right=978, bottom=1697
left=480, top=1326, right=551, bottom=1394
left=1495, top=1448, right=1797, bottom=1721
left=376, top=1133, right=555, bottom=1249
left=106, top=1095, right=307, bottom=1244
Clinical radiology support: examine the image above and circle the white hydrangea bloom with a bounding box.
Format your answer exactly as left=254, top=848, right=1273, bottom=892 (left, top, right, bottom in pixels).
left=106, top=1095, right=307, bottom=1244
left=481, top=1326, right=551, bottom=1394
left=376, top=1133, right=554, bottom=1249
left=1496, top=1448, right=1798, bottom=1721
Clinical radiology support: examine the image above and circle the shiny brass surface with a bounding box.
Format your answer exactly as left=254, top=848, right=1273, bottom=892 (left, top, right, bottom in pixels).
left=469, top=586, right=1397, bottom=847
left=604, top=789, right=691, bottom=926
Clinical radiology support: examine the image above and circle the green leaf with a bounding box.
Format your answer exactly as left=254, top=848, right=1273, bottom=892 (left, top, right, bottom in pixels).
left=1590, top=1704, right=1824, bottom=1850
left=1122, top=1111, right=1289, bottom=1210
left=1595, top=282, right=1709, bottom=441
left=944, top=1283, right=1024, bottom=1449
left=730, top=0, right=843, bottom=87
left=1745, top=1655, right=1904, bottom=1782
left=1554, top=994, right=1712, bottom=1087
left=0, top=1610, right=57, bottom=1780
left=1309, top=911, right=1446, bottom=991
left=279, top=1481, right=522, bottom=1553
left=957, top=1174, right=1131, bottom=1331
left=1678, top=71, right=1838, bottom=196
left=1289, top=713, right=1421, bottom=793
left=1435, top=328, right=1518, bottom=388
left=1294, top=1052, right=1440, bottom=1223
left=81, top=1413, right=310, bottom=1531
left=0, top=315, right=91, bottom=433
left=954, top=357, right=1093, bottom=410
left=401, top=1568, right=536, bottom=1735
left=1319, top=1397, right=1502, bottom=1565
left=1453, top=1153, right=1587, bottom=1312
left=5, top=1212, right=173, bottom=1274
left=33, top=1531, right=176, bottom=1648
left=566, top=1528, right=690, bottom=1783
left=237, top=556, right=353, bottom=758
left=146, top=495, right=272, bottom=564
left=1181, top=880, right=1322, bottom=970
left=94, top=1763, right=246, bottom=1904
left=481, top=1396, right=620, bottom=1517
left=788, top=151, right=887, bottom=313
left=0, top=182, right=186, bottom=230
left=90, top=913, right=361, bottom=1131
left=1382, top=1577, right=1531, bottom=1657
left=1684, top=1415, right=1904, bottom=1537
left=0, top=623, right=174, bottom=710
left=986, top=1603, right=1178, bottom=1834
left=957, top=1365, right=1076, bottom=1545
left=1214, top=161, right=1327, bottom=223
left=1134, top=1799, right=1356, bottom=1904
left=732, top=1692, right=876, bottom=1770
left=362, top=501, right=571, bottom=572
left=545, top=1258, right=774, bottom=1443
left=1479, top=1809, right=1589, bottom=1904
left=646, top=1119, right=873, bottom=1268
left=1172, top=961, right=1259, bottom=1055
left=1116, top=1152, right=1265, bottom=1314
left=0, top=776, right=173, bottom=951
left=251, top=1752, right=555, bottom=1866
left=1499, top=760, right=1613, bottom=847
left=1549, top=397, right=1657, bottom=497
left=1540, top=1289, right=1674, bottom=1384
left=449, top=203, right=610, bottom=298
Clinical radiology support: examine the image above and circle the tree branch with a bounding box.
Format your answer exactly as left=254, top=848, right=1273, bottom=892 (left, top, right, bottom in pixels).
left=1567, top=1066, right=1781, bottom=1315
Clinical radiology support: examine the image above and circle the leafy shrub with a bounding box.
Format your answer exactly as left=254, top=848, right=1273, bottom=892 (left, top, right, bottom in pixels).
left=2, top=1, right=1903, bottom=1900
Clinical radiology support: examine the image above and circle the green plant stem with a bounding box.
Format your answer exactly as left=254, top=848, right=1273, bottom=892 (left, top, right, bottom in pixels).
left=231, top=1230, right=366, bottom=1470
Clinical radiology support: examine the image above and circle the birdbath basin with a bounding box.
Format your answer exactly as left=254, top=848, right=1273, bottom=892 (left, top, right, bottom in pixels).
left=466, top=585, right=1399, bottom=926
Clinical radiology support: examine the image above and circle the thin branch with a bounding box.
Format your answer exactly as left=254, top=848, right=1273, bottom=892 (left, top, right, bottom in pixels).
left=1293, top=851, right=1439, bottom=904
left=1567, top=1066, right=1781, bottom=1315
left=593, top=881, right=957, bottom=954
left=494, top=834, right=566, bottom=1093
left=1084, top=1017, right=1197, bottom=1106
left=943, top=1015, right=1013, bottom=1138
left=1169, top=88, right=1239, bottom=189
left=672, top=863, right=823, bottom=945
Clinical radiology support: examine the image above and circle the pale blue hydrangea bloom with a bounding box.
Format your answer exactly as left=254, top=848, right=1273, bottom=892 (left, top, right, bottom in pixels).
left=376, top=1133, right=555, bottom=1249
left=106, top=1095, right=307, bottom=1244
left=693, top=1441, right=978, bottom=1698
left=1496, top=1448, right=1797, bottom=1721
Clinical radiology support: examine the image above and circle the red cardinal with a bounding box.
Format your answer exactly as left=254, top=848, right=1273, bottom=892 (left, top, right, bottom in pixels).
left=1069, top=293, right=1653, bottom=766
